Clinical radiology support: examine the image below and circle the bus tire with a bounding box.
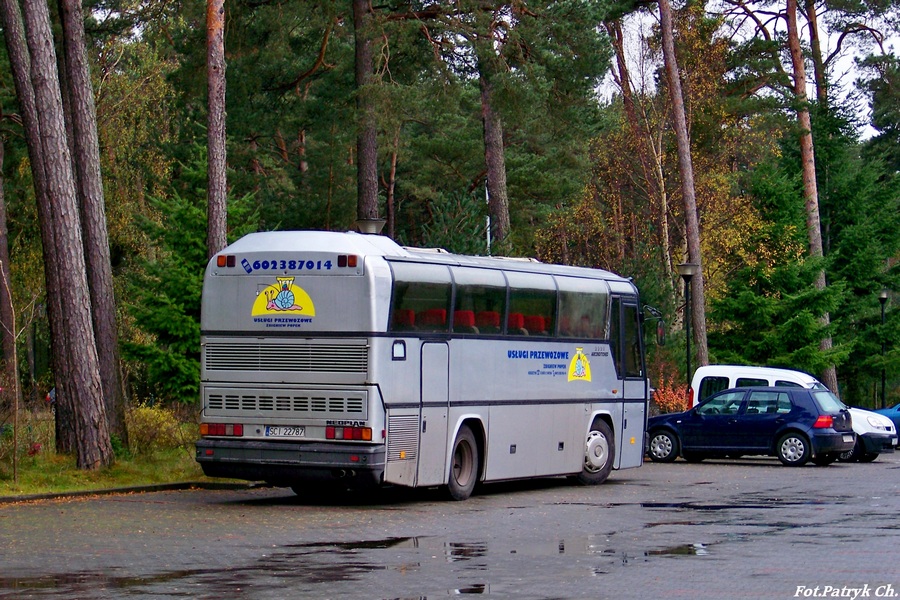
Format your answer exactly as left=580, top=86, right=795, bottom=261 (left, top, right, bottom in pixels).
left=576, top=419, right=615, bottom=485
left=447, top=425, right=478, bottom=501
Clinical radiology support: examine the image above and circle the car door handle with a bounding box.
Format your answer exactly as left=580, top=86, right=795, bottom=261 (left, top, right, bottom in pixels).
left=727, top=419, right=738, bottom=425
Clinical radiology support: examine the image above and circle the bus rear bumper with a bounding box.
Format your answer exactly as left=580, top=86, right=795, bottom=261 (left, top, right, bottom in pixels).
left=195, top=438, right=385, bottom=488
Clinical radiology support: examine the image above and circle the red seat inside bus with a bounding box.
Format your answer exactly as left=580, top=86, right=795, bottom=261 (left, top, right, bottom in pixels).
left=392, top=308, right=416, bottom=330
left=524, top=315, right=547, bottom=335
left=418, top=308, right=447, bottom=330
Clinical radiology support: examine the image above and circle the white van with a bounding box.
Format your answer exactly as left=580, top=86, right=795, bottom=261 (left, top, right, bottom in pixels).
left=690, top=365, right=897, bottom=462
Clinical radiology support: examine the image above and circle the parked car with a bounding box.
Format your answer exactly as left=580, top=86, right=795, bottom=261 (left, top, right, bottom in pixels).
left=839, top=407, right=897, bottom=462
left=689, top=365, right=896, bottom=462
left=647, top=386, right=855, bottom=466
left=874, top=403, right=900, bottom=431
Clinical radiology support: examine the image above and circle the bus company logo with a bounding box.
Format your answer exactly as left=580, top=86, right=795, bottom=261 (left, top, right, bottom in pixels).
left=568, top=348, right=592, bottom=382
left=251, top=276, right=316, bottom=317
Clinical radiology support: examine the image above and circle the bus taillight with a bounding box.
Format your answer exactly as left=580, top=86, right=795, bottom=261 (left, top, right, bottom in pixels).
left=215, top=255, right=236, bottom=268
left=325, top=426, right=372, bottom=441
left=337, top=255, right=358, bottom=268
left=200, top=423, right=244, bottom=437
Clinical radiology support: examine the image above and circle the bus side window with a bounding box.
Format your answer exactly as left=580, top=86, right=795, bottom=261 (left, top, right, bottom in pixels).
left=450, top=268, right=507, bottom=336
left=507, top=274, right=555, bottom=338
left=557, top=282, right=608, bottom=340
left=388, top=267, right=451, bottom=334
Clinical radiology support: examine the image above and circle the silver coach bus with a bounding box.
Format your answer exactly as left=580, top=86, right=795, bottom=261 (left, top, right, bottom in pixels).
left=195, top=230, right=650, bottom=500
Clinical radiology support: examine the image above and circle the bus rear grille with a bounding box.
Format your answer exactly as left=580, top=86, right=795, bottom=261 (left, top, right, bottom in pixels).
left=205, top=342, right=368, bottom=373
left=387, top=415, right=419, bottom=461
left=207, top=392, right=365, bottom=418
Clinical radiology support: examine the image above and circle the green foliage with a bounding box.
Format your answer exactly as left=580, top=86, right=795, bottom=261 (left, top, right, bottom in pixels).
left=709, top=256, right=850, bottom=374
left=421, top=191, right=490, bottom=256
left=122, top=146, right=258, bottom=403
left=126, top=404, right=192, bottom=455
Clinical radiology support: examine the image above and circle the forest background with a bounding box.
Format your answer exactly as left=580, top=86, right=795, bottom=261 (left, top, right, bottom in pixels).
left=0, top=0, right=899, bottom=475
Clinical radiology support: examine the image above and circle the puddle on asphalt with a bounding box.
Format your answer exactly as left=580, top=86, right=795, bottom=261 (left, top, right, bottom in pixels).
left=646, top=543, right=710, bottom=556
left=0, top=533, right=712, bottom=596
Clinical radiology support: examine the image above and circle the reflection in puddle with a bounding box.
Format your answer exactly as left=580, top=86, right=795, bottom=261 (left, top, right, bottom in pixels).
left=0, top=532, right=713, bottom=597
left=646, top=543, right=710, bottom=556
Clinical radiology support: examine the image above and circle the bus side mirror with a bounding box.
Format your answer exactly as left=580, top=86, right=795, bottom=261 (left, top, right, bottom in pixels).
left=642, top=305, right=665, bottom=346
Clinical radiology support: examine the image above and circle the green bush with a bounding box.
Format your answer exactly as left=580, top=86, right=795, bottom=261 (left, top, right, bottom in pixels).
left=126, top=404, right=195, bottom=454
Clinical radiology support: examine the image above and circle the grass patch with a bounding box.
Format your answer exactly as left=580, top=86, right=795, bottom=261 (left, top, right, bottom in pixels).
left=0, top=447, right=211, bottom=497
left=1, top=405, right=232, bottom=498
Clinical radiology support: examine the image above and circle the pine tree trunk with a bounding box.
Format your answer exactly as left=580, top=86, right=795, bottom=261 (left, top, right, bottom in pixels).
left=804, top=0, right=828, bottom=104
left=607, top=20, right=674, bottom=295
left=786, top=0, right=838, bottom=392
left=207, top=0, right=227, bottom=257
left=58, top=0, right=128, bottom=446
left=22, top=0, right=112, bottom=469
left=353, top=0, right=379, bottom=223
left=0, top=140, right=18, bottom=416
left=0, top=0, right=75, bottom=453
left=478, top=57, right=511, bottom=246
left=658, top=0, right=709, bottom=367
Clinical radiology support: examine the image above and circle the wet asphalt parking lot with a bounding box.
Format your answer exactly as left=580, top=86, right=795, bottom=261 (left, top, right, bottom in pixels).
left=1, top=454, right=898, bottom=600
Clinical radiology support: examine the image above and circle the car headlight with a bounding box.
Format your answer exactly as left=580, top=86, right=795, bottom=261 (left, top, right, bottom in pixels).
left=866, top=416, right=889, bottom=431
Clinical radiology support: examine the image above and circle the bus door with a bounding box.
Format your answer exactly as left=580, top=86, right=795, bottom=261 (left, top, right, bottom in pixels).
left=610, top=296, right=647, bottom=469
left=417, top=342, right=450, bottom=487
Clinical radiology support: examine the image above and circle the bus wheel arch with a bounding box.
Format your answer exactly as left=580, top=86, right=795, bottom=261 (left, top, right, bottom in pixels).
left=576, top=416, right=615, bottom=485
left=447, top=420, right=484, bottom=501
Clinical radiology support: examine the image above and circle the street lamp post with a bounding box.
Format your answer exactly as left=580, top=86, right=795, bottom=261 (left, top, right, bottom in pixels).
left=880, top=290, right=888, bottom=409
left=677, top=263, right=700, bottom=387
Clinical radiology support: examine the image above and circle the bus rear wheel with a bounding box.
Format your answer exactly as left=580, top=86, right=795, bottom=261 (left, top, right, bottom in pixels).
left=447, top=425, right=478, bottom=501
left=576, top=420, right=615, bottom=485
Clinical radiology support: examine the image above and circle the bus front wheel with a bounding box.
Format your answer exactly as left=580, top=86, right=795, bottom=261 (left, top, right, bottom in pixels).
left=577, top=420, right=615, bottom=485
left=447, top=425, right=478, bottom=501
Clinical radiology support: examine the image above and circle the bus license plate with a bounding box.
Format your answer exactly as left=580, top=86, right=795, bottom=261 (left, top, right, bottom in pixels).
left=265, top=426, right=305, bottom=437
left=842, top=434, right=853, bottom=443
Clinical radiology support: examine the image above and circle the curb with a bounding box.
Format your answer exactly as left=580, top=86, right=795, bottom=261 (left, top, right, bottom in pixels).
left=0, top=481, right=270, bottom=504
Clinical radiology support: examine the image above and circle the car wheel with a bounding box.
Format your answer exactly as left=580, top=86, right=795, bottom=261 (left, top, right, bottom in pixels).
left=447, top=425, right=479, bottom=501
left=837, top=439, right=861, bottom=462
left=777, top=432, right=810, bottom=466
left=576, top=420, right=616, bottom=485
left=857, top=452, right=879, bottom=463
left=648, top=430, right=679, bottom=462
left=812, top=452, right=838, bottom=466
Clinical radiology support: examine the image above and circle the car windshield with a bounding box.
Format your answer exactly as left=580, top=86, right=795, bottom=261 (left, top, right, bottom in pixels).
left=811, top=390, right=844, bottom=413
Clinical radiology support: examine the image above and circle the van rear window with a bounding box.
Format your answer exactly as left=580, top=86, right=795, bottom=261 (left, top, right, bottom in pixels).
left=698, top=376, right=730, bottom=402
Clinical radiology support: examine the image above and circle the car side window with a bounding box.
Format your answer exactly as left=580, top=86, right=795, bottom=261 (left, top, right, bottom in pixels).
left=697, top=391, right=745, bottom=416
left=736, top=377, right=768, bottom=388
left=745, top=390, right=785, bottom=415
left=776, top=393, right=793, bottom=413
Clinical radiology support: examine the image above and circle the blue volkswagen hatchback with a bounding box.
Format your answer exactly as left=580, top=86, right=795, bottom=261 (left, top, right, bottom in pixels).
left=647, top=387, right=855, bottom=466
